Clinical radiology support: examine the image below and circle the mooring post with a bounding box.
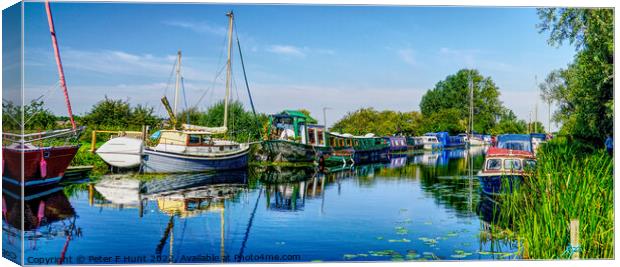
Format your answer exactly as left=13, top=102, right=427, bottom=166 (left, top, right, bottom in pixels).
left=570, top=219, right=580, bottom=259
left=91, top=130, right=97, bottom=153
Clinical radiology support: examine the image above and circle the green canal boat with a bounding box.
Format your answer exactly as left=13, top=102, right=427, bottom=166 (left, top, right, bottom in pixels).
left=260, top=110, right=390, bottom=166
left=260, top=110, right=330, bottom=162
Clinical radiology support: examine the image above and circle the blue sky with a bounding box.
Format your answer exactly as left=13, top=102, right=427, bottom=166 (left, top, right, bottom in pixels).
left=19, top=2, right=576, bottom=131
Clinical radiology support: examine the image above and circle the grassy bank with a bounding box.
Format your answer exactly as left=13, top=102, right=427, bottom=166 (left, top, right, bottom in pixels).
left=499, top=138, right=613, bottom=259
left=71, top=141, right=109, bottom=176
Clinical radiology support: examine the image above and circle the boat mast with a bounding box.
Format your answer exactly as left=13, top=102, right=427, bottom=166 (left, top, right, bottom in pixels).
left=45, top=1, right=76, bottom=130
left=468, top=71, right=474, bottom=138
left=223, top=11, right=234, bottom=129
left=174, top=50, right=182, bottom=118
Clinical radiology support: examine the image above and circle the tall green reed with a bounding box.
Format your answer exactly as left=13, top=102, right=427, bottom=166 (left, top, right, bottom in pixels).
left=499, top=137, right=613, bottom=259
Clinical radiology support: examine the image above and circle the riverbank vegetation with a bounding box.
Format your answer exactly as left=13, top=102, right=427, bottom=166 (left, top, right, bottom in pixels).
left=499, top=137, right=613, bottom=259
left=496, top=7, right=614, bottom=259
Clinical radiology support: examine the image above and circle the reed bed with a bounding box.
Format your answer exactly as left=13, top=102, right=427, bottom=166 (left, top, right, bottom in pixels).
left=499, top=138, right=613, bottom=259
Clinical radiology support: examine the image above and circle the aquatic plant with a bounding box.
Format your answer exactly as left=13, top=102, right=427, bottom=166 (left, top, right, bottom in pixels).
left=499, top=137, right=613, bottom=259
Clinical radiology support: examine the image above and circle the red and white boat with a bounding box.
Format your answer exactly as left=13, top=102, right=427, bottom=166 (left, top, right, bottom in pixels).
left=2, top=1, right=83, bottom=187
left=478, top=134, right=537, bottom=196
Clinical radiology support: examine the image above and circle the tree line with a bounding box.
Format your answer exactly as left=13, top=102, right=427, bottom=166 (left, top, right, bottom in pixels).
left=331, top=68, right=544, bottom=136
left=2, top=97, right=265, bottom=142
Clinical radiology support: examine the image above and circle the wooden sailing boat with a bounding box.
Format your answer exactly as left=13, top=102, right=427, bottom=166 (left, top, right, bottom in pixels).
left=96, top=11, right=250, bottom=173
left=142, top=11, right=249, bottom=173
left=2, top=1, right=84, bottom=187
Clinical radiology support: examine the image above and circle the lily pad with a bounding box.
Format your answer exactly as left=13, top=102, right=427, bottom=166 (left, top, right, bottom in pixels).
left=343, top=254, right=357, bottom=260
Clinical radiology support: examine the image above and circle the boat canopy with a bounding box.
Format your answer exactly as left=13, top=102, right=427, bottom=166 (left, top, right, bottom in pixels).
left=271, top=110, right=318, bottom=124
left=530, top=133, right=547, bottom=141
left=497, top=134, right=533, bottom=152
left=182, top=124, right=227, bottom=134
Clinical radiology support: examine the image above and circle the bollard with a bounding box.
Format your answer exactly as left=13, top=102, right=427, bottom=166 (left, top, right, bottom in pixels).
left=570, top=219, right=580, bottom=259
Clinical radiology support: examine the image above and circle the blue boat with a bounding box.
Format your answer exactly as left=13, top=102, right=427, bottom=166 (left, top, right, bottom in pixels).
left=384, top=136, right=408, bottom=152
left=426, top=132, right=467, bottom=149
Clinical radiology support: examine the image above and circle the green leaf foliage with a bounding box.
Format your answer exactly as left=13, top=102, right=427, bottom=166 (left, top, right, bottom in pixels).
left=420, top=69, right=505, bottom=135
left=537, top=8, right=613, bottom=144
left=331, top=108, right=423, bottom=136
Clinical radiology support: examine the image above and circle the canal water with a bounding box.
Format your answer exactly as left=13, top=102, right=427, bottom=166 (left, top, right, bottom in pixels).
left=3, top=146, right=519, bottom=264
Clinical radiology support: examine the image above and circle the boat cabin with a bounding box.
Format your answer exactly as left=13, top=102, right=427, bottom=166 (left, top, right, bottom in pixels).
left=496, top=134, right=534, bottom=153
left=481, top=147, right=536, bottom=175
left=156, top=130, right=240, bottom=153
left=327, top=132, right=387, bottom=150
left=268, top=110, right=326, bottom=146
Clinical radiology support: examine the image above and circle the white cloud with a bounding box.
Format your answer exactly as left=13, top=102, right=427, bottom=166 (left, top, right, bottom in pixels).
left=267, top=45, right=306, bottom=58
left=25, top=48, right=218, bottom=82
left=265, top=45, right=335, bottom=58
left=162, top=20, right=227, bottom=36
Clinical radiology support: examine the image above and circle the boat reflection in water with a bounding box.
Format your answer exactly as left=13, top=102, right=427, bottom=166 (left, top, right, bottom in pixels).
left=94, top=170, right=248, bottom=263
left=2, top=183, right=83, bottom=265
left=94, top=170, right=248, bottom=217
left=257, top=166, right=318, bottom=211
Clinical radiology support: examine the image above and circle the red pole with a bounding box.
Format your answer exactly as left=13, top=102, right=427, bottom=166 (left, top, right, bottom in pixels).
left=45, top=0, right=76, bottom=130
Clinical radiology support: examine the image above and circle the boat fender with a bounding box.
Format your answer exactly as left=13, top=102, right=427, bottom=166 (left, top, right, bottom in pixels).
left=37, top=200, right=46, bottom=226
left=40, top=153, right=48, bottom=178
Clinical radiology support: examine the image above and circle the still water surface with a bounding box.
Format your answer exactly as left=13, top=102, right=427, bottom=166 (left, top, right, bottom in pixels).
left=3, top=147, right=519, bottom=264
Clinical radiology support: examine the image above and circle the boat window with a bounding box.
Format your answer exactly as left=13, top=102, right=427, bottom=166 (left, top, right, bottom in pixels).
left=189, top=135, right=201, bottom=144
left=524, top=159, right=536, bottom=170
left=219, top=146, right=224, bottom=151
left=486, top=159, right=502, bottom=170
left=504, top=159, right=522, bottom=170
left=308, top=129, right=316, bottom=145
left=318, top=130, right=324, bottom=145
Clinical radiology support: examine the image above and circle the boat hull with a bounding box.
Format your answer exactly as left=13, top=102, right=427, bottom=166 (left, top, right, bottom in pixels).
left=260, top=140, right=328, bottom=162
left=478, top=174, right=524, bottom=196
left=142, top=148, right=249, bottom=173
left=2, top=145, right=80, bottom=187
left=352, top=146, right=390, bottom=164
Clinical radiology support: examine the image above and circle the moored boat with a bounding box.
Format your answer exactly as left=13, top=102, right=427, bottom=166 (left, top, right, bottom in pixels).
left=3, top=129, right=84, bottom=187
left=325, top=132, right=390, bottom=165
left=406, top=136, right=424, bottom=150
left=478, top=134, right=536, bottom=196
left=96, top=11, right=251, bottom=173
left=385, top=136, right=408, bottom=152
left=261, top=110, right=329, bottom=162
left=420, top=134, right=442, bottom=150
left=2, top=2, right=84, bottom=188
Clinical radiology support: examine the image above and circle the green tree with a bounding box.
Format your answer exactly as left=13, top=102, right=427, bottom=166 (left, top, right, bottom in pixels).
left=81, top=97, right=160, bottom=130
left=331, top=108, right=424, bottom=136
left=491, top=108, right=527, bottom=135
left=421, top=108, right=467, bottom=135
left=2, top=100, right=58, bottom=131
left=419, top=69, right=504, bottom=134
left=179, top=100, right=265, bottom=142
left=537, top=8, right=613, bottom=143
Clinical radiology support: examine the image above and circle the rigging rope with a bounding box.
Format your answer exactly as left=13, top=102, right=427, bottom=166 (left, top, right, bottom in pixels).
left=181, top=76, right=190, bottom=124
left=237, top=188, right=263, bottom=261
left=234, top=19, right=261, bottom=139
